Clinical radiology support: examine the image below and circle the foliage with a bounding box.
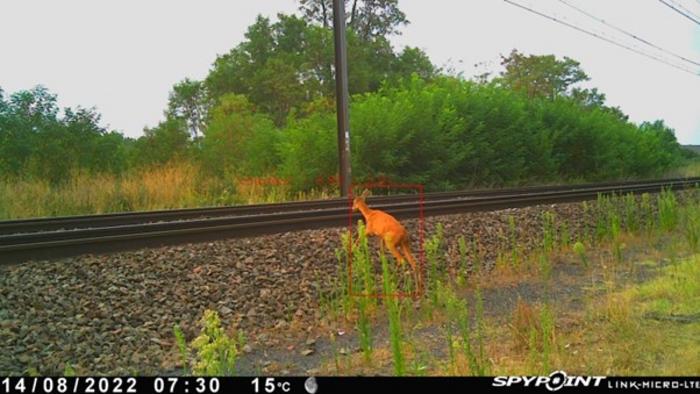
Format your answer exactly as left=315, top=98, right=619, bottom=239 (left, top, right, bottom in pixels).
left=166, top=78, right=211, bottom=139
left=203, top=12, right=430, bottom=125
left=497, top=49, right=588, bottom=100
left=0, top=86, right=129, bottom=183
left=189, top=310, right=244, bottom=376
left=0, top=7, right=689, bottom=209
left=200, top=94, right=279, bottom=177
left=298, top=0, right=408, bottom=40
left=278, top=76, right=684, bottom=191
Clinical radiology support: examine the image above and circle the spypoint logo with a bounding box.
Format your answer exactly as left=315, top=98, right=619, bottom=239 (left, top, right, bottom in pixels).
left=492, top=371, right=605, bottom=391
left=545, top=371, right=568, bottom=391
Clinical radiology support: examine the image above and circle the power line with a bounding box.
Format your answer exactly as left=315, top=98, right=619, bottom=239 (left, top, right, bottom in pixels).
left=557, top=0, right=700, bottom=67
left=658, top=0, right=700, bottom=26
left=668, top=0, right=700, bottom=20
left=503, top=0, right=700, bottom=77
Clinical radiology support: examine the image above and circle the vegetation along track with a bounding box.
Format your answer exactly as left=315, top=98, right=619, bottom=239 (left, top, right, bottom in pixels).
left=1, top=177, right=698, bottom=264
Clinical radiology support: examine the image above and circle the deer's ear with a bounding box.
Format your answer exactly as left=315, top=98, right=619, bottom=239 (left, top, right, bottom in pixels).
left=361, top=189, right=370, bottom=198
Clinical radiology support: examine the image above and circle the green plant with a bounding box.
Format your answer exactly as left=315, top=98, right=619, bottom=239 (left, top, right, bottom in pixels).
left=458, top=235, right=469, bottom=285
left=658, top=188, right=679, bottom=232
left=623, top=193, right=639, bottom=233
left=356, top=295, right=373, bottom=364
left=63, top=364, right=76, bottom=377
left=472, top=287, right=490, bottom=375
left=381, top=253, right=404, bottom=376
left=472, top=238, right=482, bottom=275
left=542, top=211, right=556, bottom=253
left=443, top=282, right=487, bottom=375
left=573, top=241, right=589, bottom=268
left=539, top=304, right=555, bottom=374
left=610, top=213, right=623, bottom=264
left=560, top=222, right=570, bottom=248
left=640, top=193, right=654, bottom=234
left=173, top=324, right=189, bottom=374
left=355, top=221, right=376, bottom=299
left=425, top=224, right=445, bottom=306
left=508, top=215, right=521, bottom=269
left=682, top=206, right=700, bottom=253
left=189, top=310, right=244, bottom=376
left=353, top=222, right=375, bottom=363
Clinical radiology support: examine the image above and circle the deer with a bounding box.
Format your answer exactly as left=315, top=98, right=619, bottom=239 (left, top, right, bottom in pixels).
left=351, top=189, right=421, bottom=289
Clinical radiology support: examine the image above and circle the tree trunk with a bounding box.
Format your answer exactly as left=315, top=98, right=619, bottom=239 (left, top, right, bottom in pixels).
left=321, top=0, right=329, bottom=28
left=350, top=0, right=359, bottom=28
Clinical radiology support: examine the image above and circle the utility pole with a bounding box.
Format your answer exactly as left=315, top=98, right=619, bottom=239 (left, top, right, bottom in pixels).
left=333, top=0, right=352, bottom=197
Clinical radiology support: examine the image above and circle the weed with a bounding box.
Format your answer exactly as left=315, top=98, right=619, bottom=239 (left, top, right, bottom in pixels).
left=682, top=206, right=700, bottom=253
left=188, top=310, right=244, bottom=376
left=458, top=235, right=469, bottom=285
left=623, top=193, right=639, bottom=233
left=381, top=253, right=404, bottom=375
left=542, top=211, right=556, bottom=253
left=658, top=188, right=679, bottom=232
left=640, top=193, right=654, bottom=235
left=173, top=324, right=189, bottom=374
left=508, top=215, right=521, bottom=269
left=472, top=237, right=483, bottom=275
left=425, top=224, right=445, bottom=306
left=573, top=241, right=589, bottom=268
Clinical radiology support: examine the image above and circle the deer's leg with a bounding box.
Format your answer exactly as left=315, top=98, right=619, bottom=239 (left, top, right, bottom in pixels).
left=384, top=234, right=405, bottom=265
left=378, top=237, right=386, bottom=257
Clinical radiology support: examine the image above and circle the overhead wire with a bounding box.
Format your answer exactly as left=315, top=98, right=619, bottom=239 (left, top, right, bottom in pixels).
left=658, top=0, right=700, bottom=26
left=502, top=0, right=700, bottom=76
left=557, top=0, right=700, bottom=67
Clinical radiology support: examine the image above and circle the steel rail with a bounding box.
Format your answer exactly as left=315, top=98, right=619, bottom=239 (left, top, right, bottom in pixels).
left=1, top=176, right=698, bottom=235
left=1, top=178, right=698, bottom=265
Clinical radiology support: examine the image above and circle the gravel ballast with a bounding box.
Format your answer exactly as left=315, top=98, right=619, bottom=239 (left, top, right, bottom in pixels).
left=0, top=202, right=589, bottom=375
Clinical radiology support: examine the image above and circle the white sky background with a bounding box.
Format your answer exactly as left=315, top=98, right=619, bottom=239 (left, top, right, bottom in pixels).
left=1, top=0, right=699, bottom=144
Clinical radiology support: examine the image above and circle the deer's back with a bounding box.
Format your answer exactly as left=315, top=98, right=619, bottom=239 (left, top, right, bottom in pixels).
left=366, top=210, right=406, bottom=237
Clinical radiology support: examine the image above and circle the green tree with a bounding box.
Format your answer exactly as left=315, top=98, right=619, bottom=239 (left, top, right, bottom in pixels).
left=202, top=94, right=279, bottom=176
left=133, top=118, right=190, bottom=167
left=167, top=78, right=211, bottom=139
left=299, top=0, right=408, bottom=40
left=498, top=49, right=589, bottom=99
left=0, top=86, right=124, bottom=183
left=203, top=13, right=431, bottom=125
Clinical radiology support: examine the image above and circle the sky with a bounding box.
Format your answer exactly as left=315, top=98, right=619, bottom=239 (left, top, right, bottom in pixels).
left=1, top=0, right=699, bottom=144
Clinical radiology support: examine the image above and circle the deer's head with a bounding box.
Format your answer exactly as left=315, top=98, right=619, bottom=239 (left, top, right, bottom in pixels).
left=352, top=189, right=370, bottom=211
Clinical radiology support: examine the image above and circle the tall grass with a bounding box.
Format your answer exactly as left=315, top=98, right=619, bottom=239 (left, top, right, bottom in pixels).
left=425, top=224, right=445, bottom=307
left=381, top=253, right=405, bottom=376
left=657, top=188, right=679, bottom=232
left=0, top=162, right=333, bottom=220
left=351, top=221, right=375, bottom=363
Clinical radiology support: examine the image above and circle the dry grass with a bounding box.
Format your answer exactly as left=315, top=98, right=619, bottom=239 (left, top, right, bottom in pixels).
left=0, top=163, right=334, bottom=220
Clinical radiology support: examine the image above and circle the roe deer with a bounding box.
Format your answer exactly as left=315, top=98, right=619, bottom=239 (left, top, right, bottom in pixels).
left=352, top=190, right=421, bottom=287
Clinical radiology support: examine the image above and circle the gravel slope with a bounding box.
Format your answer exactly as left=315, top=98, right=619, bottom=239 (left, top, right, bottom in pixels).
left=0, top=203, right=586, bottom=375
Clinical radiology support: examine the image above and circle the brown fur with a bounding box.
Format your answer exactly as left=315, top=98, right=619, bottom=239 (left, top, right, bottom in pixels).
left=352, top=190, right=420, bottom=284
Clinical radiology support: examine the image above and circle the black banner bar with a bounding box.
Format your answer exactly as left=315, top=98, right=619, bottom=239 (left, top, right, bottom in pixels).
left=1, top=376, right=699, bottom=394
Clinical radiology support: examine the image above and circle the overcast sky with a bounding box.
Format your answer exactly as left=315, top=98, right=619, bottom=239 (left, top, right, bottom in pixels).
left=1, top=0, right=699, bottom=144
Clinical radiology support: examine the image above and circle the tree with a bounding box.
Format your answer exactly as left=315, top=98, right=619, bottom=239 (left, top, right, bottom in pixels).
left=350, top=0, right=408, bottom=40
left=133, top=118, right=190, bottom=166
left=204, top=13, right=431, bottom=125
left=166, top=78, right=211, bottom=139
left=0, top=86, right=130, bottom=182
left=498, top=50, right=589, bottom=99
left=298, top=0, right=408, bottom=40
left=392, top=47, right=436, bottom=81
left=201, top=94, right=279, bottom=176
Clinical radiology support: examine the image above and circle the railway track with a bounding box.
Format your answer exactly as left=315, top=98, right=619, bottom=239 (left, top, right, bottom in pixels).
left=1, top=177, right=698, bottom=265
